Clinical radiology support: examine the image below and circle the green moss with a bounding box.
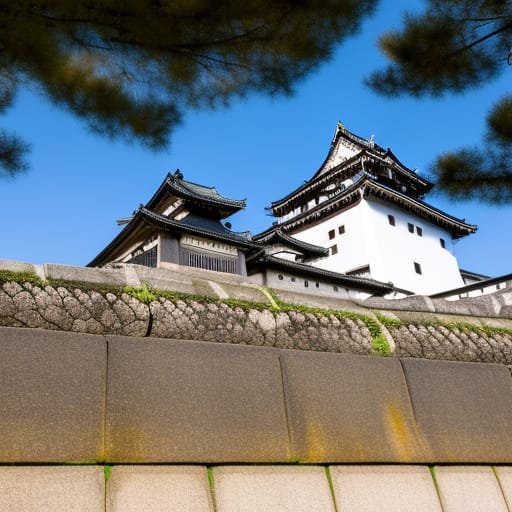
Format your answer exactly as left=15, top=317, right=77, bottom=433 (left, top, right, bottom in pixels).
left=0, top=269, right=45, bottom=287
left=375, top=312, right=403, bottom=330
left=371, top=333, right=391, bottom=355
left=413, top=318, right=512, bottom=339
left=325, top=467, right=340, bottom=512
left=261, top=287, right=282, bottom=310
left=103, top=465, right=112, bottom=481
left=124, top=284, right=157, bottom=304
left=207, top=467, right=217, bottom=511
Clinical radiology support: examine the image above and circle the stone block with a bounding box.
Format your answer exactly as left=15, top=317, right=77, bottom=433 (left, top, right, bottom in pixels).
left=107, top=465, right=213, bottom=512
left=329, top=465, right=441, bottom=512
left=212, top=466, right=335, bottom=512
left=280, top=350, right=430, bottom=462
left=105, top=337, right=290, bottom=462
left=0, top=466, right=104, bottom=511
left=0, top=327, right=106, bottom=462
left=44, top=263, right=128, bottom=287
left=401, top=358, right=512, bottom=462
left=433, top=466, right=507, bottom=512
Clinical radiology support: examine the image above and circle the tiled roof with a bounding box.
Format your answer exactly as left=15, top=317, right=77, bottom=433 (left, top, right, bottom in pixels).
left=248, top=254, right=393, bottom=295
left=253, top=229, right=329, bottom=257
left=88, top=208, right=258, bottom=266
left=269, top=173, right=476, bottom=239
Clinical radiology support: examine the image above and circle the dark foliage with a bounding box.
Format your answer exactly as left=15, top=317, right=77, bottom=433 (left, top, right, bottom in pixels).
left=367, top=0, right=512, bottom=202
left=0, top=0, right=377, bottom=176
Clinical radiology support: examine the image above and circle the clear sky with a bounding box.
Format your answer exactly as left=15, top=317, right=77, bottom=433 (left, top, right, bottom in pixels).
left=1, top=1, right=510, bottom=277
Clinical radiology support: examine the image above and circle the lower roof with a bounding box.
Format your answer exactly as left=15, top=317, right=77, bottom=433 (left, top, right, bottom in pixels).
left=247, top=253, right=394, bottom=295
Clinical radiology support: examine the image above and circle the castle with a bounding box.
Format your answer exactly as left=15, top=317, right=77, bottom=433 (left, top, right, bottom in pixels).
left=89, top=123, right=478, bottom=297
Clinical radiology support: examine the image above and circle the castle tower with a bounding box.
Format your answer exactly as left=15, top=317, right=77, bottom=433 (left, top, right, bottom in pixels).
left=89, top=170, right=257, bottom=275
left=258, top=123, right=477, bottom=295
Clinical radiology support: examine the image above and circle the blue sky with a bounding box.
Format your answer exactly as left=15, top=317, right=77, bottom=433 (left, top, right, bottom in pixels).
left=1, top=1, right=510, bottom=277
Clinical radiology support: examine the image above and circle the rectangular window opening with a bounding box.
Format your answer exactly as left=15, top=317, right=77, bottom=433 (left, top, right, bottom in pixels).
left=440, top=238, right=446, bottom=248
left=414, top=262, right=422, bottom=275
left=416, top=226, right=423, bottom=236
left=330, top=244, right=338, bottom=255
left=338, top=225, right=345, bottom=235
left=388, top=215, right=395, bottom=226
left=408, top=223, right=414, bottom=233
left=328, top=229, right=335, bottom=240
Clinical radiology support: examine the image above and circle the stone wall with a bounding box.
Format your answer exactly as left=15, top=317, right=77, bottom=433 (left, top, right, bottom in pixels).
left=2, top=260, right=512, bottom=368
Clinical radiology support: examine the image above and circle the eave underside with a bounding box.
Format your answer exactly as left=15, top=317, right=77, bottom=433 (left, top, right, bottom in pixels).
left=267, top=177, right=476, bottom=240
left=88, top=209, right=257, bottom=267
left=269, top=151, right=433, bottom=216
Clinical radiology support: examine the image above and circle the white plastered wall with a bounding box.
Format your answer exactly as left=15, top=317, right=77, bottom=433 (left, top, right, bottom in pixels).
left=292, top=197, right=465, bottom=295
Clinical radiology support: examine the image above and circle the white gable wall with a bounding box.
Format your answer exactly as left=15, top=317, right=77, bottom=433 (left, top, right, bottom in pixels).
left=292, top=198, right=465, bottom=295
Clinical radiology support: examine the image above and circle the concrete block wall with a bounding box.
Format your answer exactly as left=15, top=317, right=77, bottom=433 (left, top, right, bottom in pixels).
left=2, top=326, right=512, bottom=465
left=2, top=327, right=512, bottom=510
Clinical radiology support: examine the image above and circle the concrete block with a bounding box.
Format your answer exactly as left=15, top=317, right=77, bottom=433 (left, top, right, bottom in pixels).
left=280, top=351, right=430, bottom=462
left=0, top=327, right=106, bottom=462
left=105, top=337, right=290, bottom=462
left=212, top=466, right=335, bottom=512
left=0, top=466, right=104, bottom=511
left=107, top=465, right=214, bottom=512
left=434, top=466, right=507, bottom=512
left=401, top=358, right=512, bottom=462
left=44, top=263, right=128, bottom=287
left=218, top=282, right=271, bottom=304
left=0, top=259, right=35, bottom=273
left=363, top=295, right=435, bottom=312
left=494, top=466, right=512, bottom=509
left=329, top=465, right=441, bottom=512
left=133, top=265, right=198, bottom=295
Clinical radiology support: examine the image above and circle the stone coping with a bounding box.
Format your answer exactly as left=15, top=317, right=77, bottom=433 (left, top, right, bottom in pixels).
left=1, top=465, right=511, bottom=511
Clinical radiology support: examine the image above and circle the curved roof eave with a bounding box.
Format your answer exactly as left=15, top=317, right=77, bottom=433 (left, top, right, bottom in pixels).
left=251, top=255, right=393, bottom=295
left=146, top=173, right=246, bottom=213
left=254, top=229, right=329, bottom=256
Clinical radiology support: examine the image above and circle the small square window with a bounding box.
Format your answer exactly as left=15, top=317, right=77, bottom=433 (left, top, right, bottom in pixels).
left=338, top=225, right=345, bottom=235
left=440, top=238, right=446, bottom=248
left=408, top=223, right=414, bottom=233
left=330, top=244, right=338, bottom=255
left=388, top=215, right=395, bottom=226
left=416, top=226, right=423, bottom=236
left=304, top=280, right=309, bottom=287
left=328, top=229, right=335, bottom=240
left=414, top=262, right=422, bottom=275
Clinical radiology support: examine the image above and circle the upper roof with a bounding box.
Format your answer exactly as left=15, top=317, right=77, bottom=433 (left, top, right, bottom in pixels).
left=147, top=170, right=246, bottom=219
left=260, top=173, right=477, bottom=240
left=269, top=122, right=434, bottom=214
